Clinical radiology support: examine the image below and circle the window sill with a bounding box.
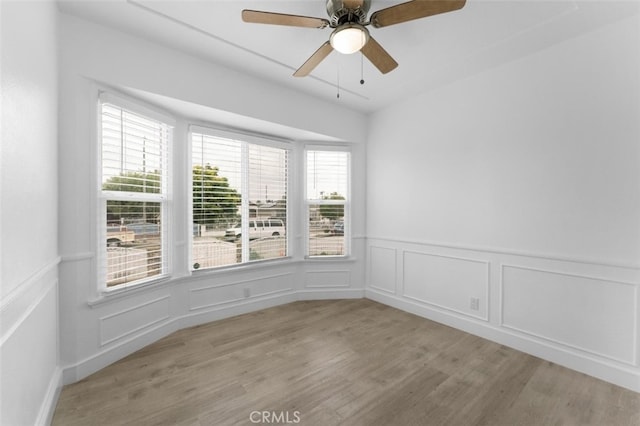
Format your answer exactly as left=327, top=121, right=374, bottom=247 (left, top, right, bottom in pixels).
left=88, top=275, right=172, bottom=307
left=190, top=256, right=294, bottom=276
left=304, top=255, right=357, bottom=262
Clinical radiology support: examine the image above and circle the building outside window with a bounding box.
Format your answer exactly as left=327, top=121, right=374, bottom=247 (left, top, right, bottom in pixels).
left=306, top=149, right=350, bottom=257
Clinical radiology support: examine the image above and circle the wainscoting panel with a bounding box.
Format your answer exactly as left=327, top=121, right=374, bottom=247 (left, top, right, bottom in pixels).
left=501, top=265, right=637, bottom=364
left=403, top=250, right=489, bottom=320
left=99, top=296, right=171, bottom=346
left=369, top=246, right=397, bottom=294
left=0, top=266, right=59, bottom=426
left=365, top=238, right=640, bottom=392
left=189, top=273, right=294, bottom=311
left=305, top=270, right=351, bottom=288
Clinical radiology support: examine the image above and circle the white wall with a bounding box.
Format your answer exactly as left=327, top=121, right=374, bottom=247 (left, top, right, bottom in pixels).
left=0, top=1, right=61, bottom=424
left=366, top=14, right=640, bottom=391
left=58, top=13, right=367, bottom=385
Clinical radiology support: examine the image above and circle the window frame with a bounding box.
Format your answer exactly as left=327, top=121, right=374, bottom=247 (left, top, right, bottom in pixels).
left=96, top=92, right=174, bottom=292
left=188, top=125, right=292, bottom=272
left=304, top=146, right=351, bottom=259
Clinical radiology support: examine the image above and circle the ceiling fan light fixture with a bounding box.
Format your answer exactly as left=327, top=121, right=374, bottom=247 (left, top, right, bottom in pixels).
left=330, top=24, right=369, bottom=54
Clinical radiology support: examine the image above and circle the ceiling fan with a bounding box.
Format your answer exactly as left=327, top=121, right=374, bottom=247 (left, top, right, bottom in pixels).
left=241, top=0, right=466, bottom=77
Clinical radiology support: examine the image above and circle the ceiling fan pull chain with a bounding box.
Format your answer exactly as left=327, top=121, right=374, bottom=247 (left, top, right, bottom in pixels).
left=360, top=52, right=365, bottom=85
left=337, top=64, right=341, bottom=99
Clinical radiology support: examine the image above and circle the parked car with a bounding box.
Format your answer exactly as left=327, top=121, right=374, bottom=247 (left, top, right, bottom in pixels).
left=106, top=226, right=135, bottom=246
left=225, top=219, right=285, bottom=241
left=332, top=220, right=344, bottom=235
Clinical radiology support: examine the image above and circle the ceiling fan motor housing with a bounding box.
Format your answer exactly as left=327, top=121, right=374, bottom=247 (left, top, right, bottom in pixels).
left=326, top=0, right=371, bottom=27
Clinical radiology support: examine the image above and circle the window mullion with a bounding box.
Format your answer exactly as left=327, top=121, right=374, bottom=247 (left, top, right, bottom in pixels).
left=241, top=141, right=250, bottom=263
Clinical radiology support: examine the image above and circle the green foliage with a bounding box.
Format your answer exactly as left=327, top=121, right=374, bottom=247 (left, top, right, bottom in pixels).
left=103, top=165, right=241, bottom=226
left=103, top=171, right=161, bottom=222
left=192, top=164, right=241, bottom=225
left=102, top=171, right=160, bottom=193
left=249, top=249, right=262, bottom=261
left=319, top=192, right=345, bottom=221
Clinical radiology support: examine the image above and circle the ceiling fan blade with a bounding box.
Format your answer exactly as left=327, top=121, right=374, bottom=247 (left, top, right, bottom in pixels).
left=370, top=0, right=466, bottom=28
left=242, top=10, right=329, bottom=29
left=360, top=36, right=398, bottom=74
left=293, top=41, right=334, bottom=77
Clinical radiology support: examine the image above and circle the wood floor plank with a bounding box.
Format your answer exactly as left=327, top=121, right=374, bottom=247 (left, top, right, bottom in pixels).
left=52, top=299, right=640, bottom=425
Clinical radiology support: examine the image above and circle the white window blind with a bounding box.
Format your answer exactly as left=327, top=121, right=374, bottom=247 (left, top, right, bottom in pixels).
left=100, top=100, right=171, bottom=289
left=191, top=131, right=288, bottom=270
left=306, top=150, right=349, bottom=257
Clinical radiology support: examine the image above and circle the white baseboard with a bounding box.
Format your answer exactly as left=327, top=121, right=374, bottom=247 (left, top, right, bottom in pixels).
left=366, top=288, right=640, bottom=393
left=62, top=318, right=181, bottom=385
left=36, top=366, right=62, bottom=426
left=178, top=292, right=299, bottom=330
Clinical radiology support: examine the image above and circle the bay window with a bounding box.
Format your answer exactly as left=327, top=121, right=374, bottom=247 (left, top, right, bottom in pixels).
left=96, top=93, right=353, bottom=294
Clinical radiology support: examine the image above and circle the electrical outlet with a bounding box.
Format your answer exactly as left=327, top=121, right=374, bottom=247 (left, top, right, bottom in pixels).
left=470, top=297, right=480, bottom=311
left=243, top=288, right=251, bottom=298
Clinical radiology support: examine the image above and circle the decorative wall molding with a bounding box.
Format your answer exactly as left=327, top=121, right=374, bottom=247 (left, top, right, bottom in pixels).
left=368, top=285, right=396, bottom=295
left=304, top=270, right=351, bottom=288
left=190, top=272, right=293, bottom=293
left=367, top=235, right=640, bottom=270
left=99, top=296, right=171, bottom=346
left=402, top=250, right=490, bottom=322
left=368, top=246, right=397, bottom=295
left=189, top=272, right=294, bottom=311
left=87, top=277, right=173, bottom=307
left=1, top=256, right=60, bottom=312
left=296, top=288, right=365, bottom=300
left=500, top=264, right=638, bottom=365
left=190, top=288, right=294, bottom=311
left=500, top=263, right=638, bottom=289
left=1, top=258, right=60, bottom=346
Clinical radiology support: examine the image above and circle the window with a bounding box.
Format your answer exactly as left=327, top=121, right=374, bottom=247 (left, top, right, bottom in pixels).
left=306, top=149, right=350, bottom=257
left=99, top=96, right=172, bottom=289
left=191, top=129, right=288, bottom=270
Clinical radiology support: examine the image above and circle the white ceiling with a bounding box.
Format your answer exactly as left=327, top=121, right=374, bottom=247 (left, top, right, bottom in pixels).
left=57, top=0, right=638, bottom=114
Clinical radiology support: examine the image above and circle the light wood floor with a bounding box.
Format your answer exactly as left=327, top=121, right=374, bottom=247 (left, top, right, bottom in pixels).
left=53, top=299, right=640, bottom=426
